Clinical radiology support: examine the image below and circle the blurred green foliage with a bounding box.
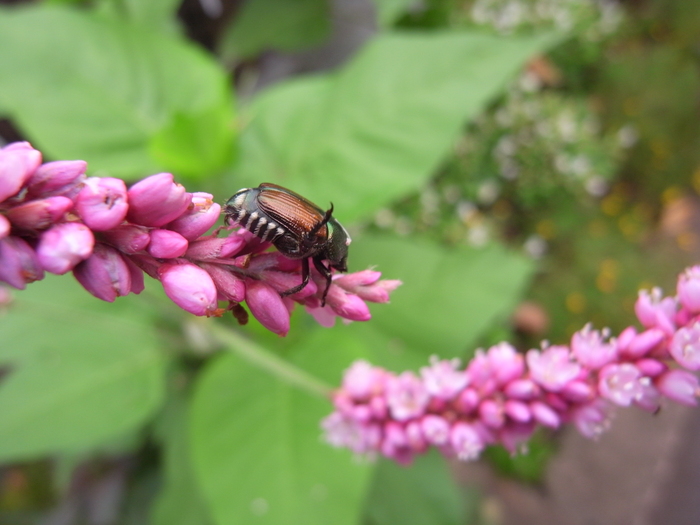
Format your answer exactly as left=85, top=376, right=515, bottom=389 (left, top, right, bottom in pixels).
left=0, top=0, right=699, bottom=523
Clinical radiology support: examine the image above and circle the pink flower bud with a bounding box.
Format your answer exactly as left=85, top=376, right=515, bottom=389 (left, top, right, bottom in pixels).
left=0, top=142, right=42, bottom=202
left=624, top=328, right=665, bottom=358
left=561, top=380, right=594, bottom=402
left=420, top=357, right=468, bottom=399
left=670, top=322, right=700, bottom=370
left=29, top=161, right=84, bottom=197
left=73, top=244, right=132, bottom=302
left=166, top=193, right=221, bottom=240
left=325, top=285, right=371, bottom=321
left=504, top=400, right=532, bottom=423
left=125, top=257, right=145, bottom=294
left=147, top=229, right=188, bottom=258
left=36, top=222, right=94, bottom=274
left=455, top=387, right=479, bottom=413
left=126, top=173, right=190, bottom=227
left=334, top=270, right=382, bottom=288
left=245, top=280, right=290, bottom=336
left=0, top=215, right=9, bottom=239
left=100, top=225, right=150, bottom=254
left=635, top=288, right=677, bottom=334
left=0, top=236, right=44, bottom=289
left=530, top=401, right=561, bottom=428
left=342, top=360, right=386, bottom=399
left=200, top=263, right=246, bottom=303
left=185, top=236, right=246, bottom=260
left=504, top=378, right=540, bottom=399
left=246, top=252, right=301, bottom=272
left=635, top=358, right=666, bottom=377
left=5, top=196, right=73, bottom=230
left=656, top=369, right=699, bottom=406
left=74, top=177, right=128, bottom=231
left=158, top=262, right=220, bottom=316
left=26, top=160, right=87, bottom=199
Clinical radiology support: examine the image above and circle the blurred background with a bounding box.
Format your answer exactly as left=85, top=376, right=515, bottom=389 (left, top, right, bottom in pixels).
left=1, top=0, right=699, bottom=524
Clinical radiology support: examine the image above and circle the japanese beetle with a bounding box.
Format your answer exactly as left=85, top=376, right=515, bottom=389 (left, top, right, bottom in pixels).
left=224, top=183, right=351, bottom=305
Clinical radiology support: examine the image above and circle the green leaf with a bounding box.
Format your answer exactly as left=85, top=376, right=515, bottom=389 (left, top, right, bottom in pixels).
left=350, top=233, right=534, bottom=364
left=190, top=351, right=371, bottom=525
left=219, top=0, right=331, bottom=61
left=0, top=5, right=234, bottom=180
left=0, top=276, right=167, bottom=461
left=151, top=392, right=215, bottom=525
left=365, top=452, right=475, bottom=525
left=234, top=31, right=557, bottom=222
left=371, top=0, right=418, bottom=27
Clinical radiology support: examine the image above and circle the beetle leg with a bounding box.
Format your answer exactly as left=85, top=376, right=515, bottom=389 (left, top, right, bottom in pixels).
left=280, top=258, right=311, bottom=297
left=312, top=256, right=333, bottom=306
left=308, top=203, right=334, bottom=237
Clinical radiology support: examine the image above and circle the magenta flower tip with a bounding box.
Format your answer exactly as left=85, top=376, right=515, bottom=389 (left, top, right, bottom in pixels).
left=126, top=173, right=190, bottom=227
left=75, top=177, right=129, bottom=231
left=158, top=263, right=221, bottom=317
left=245, top=280, right=290, bottom=336
left=73, top=244, right=132, bottom=302
left=36, top=223, right=95, bottom=274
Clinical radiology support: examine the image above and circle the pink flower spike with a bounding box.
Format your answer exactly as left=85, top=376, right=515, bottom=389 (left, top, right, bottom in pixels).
left=126, top=173, right=190, bottom=227
left=0, top=215, right=9, bottom=239
left=571, top=400, right=611, bottom=439
left=326, top=287, right=372, bottom=322
left=100, top=225, right=151, bottom=254
left=74, top=177, right=128, bottom=231
left=158, top=262, right=221, bottom=317
left=5, top=196, right=74, bottom=230
left=26, top=160, right=86, bottom=199
left=487, top=342, right=525, bottom=384
left=656, top=370, right=699, bottom=406
left=73, top=244, right=132, bottom=302
left=147, top=229, right=188, bottom=259
left=0, top=142, right=42, bottom=202
left=260, top=270, right=318, bottom=299
left=199, top=263, right=246, bottom=303
left=0, top=236, right=44, bottom=289
left=670, top=322, right=700, bottom=370
left=526, top=345, right=580, bottom=392
left=678, top=266, right=700, bottom=314
left=167, top=193, right=221, bottom=240
left=450, top=422, right=484, bottom=461
left=386, top=372, right=429, bottom=421
left=598, top=363, right=644, bottom=406
left=571, top=324, right=617, bottom=369
left=245, top=280, right=290, bottom=336
left=36, top=223, right=94, bottom=274
left=420, top=356, right=469, bottom=399
left=342, top=360, right=386, bottom=399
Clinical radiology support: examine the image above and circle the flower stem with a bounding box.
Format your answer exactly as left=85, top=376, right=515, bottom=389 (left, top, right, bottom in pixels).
left=209, top=322, right=333, bottom=398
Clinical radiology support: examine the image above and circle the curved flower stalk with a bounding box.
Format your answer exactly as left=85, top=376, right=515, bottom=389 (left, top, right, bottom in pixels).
left=0, top=142, right=401, bottom=336
left=323, top=266, right=700, bottom=464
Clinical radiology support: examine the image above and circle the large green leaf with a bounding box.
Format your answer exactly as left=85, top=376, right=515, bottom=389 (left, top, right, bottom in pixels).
left=190, top=351, right=371, bottom=525
left=233, top=31, right=556, bottom=222
left=151, top=392, right=215, bottom=525
left=365, top=452, right=475, bottom=525
left=0, top=276, right=166, bottom=461
left=219, top=0, right=331, bottom=61
left=0, top=5, right=234, bottom=179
